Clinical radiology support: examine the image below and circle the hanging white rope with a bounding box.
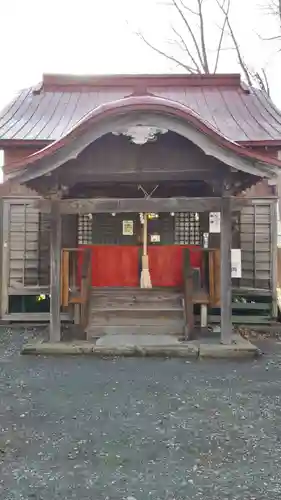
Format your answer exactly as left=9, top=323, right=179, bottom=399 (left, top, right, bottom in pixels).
left=138, top=185, right=159, bottom=289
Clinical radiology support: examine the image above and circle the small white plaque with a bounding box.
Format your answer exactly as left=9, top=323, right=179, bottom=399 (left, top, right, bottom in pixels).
left=231, top=249, right=242, bottom=278
left=209, top=212, right=221, bottom=233
left=122, top=220, right=134, bottom=236
left=150, top=233, right=160, bottom=243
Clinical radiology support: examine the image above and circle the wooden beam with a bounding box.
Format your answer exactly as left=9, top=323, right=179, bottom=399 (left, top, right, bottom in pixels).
left=61, top=170, right=222, bottom=185
left=220, top=195, right=232, bottom=344
left=32, top=197, right=254, bottom=214
left=50, top=200, right=62, bottom=342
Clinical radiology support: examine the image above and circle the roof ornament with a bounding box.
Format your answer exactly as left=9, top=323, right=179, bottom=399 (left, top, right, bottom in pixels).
left=112, top=125, right=168, bottom=145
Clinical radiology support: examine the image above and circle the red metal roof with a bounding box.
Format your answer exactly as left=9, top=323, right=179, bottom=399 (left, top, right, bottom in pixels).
left=1, top=73, right=281, bottom=144
left=6, top=95, right=281, bottom=183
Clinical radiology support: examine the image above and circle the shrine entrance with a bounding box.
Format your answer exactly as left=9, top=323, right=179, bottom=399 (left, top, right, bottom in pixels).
left=7, top=94, right=279, bottom=344
left=78, top=211, right=204, bottom=288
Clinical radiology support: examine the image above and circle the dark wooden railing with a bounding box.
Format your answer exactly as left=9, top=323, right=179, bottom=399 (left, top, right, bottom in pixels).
left=79, top=248, right=92, bottom=330
left=182, top=248, right=212, bottom=339
left=182, top=248, right=194, bottom=340
left=61, top=247, right=92, bottom=330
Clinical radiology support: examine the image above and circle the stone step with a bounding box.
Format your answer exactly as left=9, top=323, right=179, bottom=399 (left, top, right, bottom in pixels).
left=87, top=324, right=184, bottom=338
left=96, top=334, right=181, bottom=347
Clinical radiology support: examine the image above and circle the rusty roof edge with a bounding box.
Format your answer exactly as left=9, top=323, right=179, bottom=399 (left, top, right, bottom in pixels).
left=41, top=72, right=245, bottom=90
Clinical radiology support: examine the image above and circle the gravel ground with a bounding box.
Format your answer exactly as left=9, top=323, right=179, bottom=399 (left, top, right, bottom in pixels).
left=1, top=329, right=281, bottom=500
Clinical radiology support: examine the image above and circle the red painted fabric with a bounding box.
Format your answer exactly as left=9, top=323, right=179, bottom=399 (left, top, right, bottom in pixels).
left=78, top=244, right=202, bottom=287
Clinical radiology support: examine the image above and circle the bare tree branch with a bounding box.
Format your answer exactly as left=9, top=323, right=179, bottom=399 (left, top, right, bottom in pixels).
left=260, top=1, right=281, bottom=41
left=135, top=0, right=270, bottom=95
left=213, top=0, right=230, bottom=72
left=256, top=69, right=271, bottom=96
left=276, top=0, right=281, bottom=22
left=263, top=34, right=281, bottom=40
left=215, top=0, right=253, bottom=88
left=171, top=0, right=205, bottom=71
left=177, top=0, right=199, bottom=16
left=171, top=25, right=202, bottom=72
left=197, top=0, right=210, bottom=73
left=137, top=32, right=198, bottom=73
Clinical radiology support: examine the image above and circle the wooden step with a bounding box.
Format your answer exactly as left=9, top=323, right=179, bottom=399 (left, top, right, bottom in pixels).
left=91, top=287, right=181, bottom=292
left=91, top=294, right=182, bottom=304
left=88, top=309, right=184, bottom=326
left=87, top=324, right=184, bottom=338
left=86, top=287, right=185, bottom=338
left=90, top=306, right=183, bottom=312
left=90, top=288, right=183, bottom=310
left=91, top=290, right=183, bottom=300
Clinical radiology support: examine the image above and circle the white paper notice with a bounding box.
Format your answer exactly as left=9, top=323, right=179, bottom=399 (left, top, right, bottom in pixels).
left=122, top=220, right=134, bottom=236
left=231, top=249, right=242, bottom=278
left=209, top=212, right=221, bottom=233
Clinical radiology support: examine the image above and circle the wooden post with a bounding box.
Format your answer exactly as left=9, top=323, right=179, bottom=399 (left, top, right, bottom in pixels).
left=140, top=213, right=152, bottom=288
left=1, top=201, right=10, bottom=318
left=183, top=248, right=194, bottom=340
left=143, top=213, right=148, bottom=257
left=50, top=200, right=62, bottom=342
left=271, top=200, right=278, bottom=319
left=220, top=195, right=232, bottom=344
left=201, top=233, right=209, bottom=329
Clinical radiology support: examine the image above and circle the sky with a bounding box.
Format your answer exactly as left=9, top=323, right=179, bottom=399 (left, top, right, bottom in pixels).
left=0, top=0, right=280, bottom=108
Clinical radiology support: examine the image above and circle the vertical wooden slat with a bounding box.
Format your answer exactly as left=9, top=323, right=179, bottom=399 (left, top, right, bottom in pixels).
left=22, top=203, right=27, bottom=286
left=220, top=196, right=232, bottom=344
left=50, top=200, right=62, bottom=342
left=253, top=204, right=257, bottom=289
left=1, top=201, right=10, bottom=317
left=61, top=249, right=70, bottom=307
left=201, top=248, right=209, bottom=328
left=277, top=247, right=281, bottom=287
left=80, top=248, right=92, bottom=330
left=209, top=250, right=215, bottom=305
left=183, top=248, right=194, bottom=340
left=214, top=249, right=221, bottom=306
left=271, top=200, right=278, bottom=318
left=209, top=249, right=221, bottom=307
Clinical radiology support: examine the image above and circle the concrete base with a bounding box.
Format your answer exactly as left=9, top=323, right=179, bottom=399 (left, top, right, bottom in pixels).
left=198, top=341, right=260, bottom=358
left=21, top=333, right=261, bottom=359
left=96, top=334, right=180, bottom=347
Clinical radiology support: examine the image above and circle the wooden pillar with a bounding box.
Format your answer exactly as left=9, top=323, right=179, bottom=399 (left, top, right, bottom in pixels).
left=220, top=195, right=232, bottom=344
left=271, top=200, right=278, bottom=319
left=50, top=200, right=62, bottom=342
left=201, top=232, right=209, bottom=329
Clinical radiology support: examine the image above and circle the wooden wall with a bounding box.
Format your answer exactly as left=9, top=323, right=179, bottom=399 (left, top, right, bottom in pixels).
left=3, top=146, right=42, bottom=179
left=0, top=197, right=77, bottom=321
left=239, top=202, right=273, bottom=290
